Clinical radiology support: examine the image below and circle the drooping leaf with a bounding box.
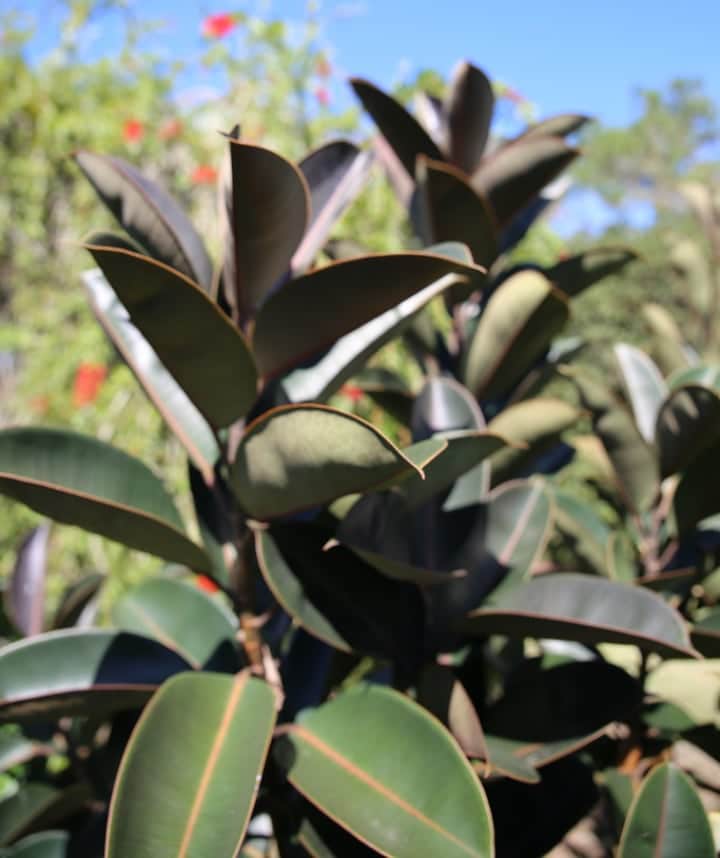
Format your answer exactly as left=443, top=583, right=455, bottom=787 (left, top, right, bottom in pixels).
left=464, top=573, right=696, bottom=658
left=544, top=246, right=637, bottom=298
left=519, top=113, right=591, bottom=141
left=349, top=78, right=444, bottom=176
left=444, top=61, right=494, bottom=174
left=83, top=266, right=219, bottom=481
left=223, top=141, right=309, bottom=319
left=231, top=404, right=425, bottom=520
left=255, top=524, right=425, bottom=662
left=0, top=428, right=209, bottom=569
left=107, top=671, right=277, bottom=858
left=487, top=398, right=580, bottom=486
left=7, top=525, right=50, bottom=637
left=86, top=243, right=258, bottom=427
left=614, top=343, right=667, bottom=444
left=252, top=251, right=484, bottom=380
left=74, top=151, right=212, bottom=288
left=414, top=158, right=498, bottom=269
left=656, top=384, right=720, bottom=477
left=293, top=141, right=372, bottom=274
left=462, top=269, right=569, bottom=401
left=471, top=136, right=578, bottom=227
left=112, top=578, right=239, bottom=670
left=0, top=629, right=190, bottom=722
left=279, top=683, right=494, bottom=858
left=617, top=763, right=715, bottom=858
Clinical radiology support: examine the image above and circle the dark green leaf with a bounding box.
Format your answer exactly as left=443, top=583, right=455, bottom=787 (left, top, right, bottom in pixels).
left=674, top=442, right=720, bottom=534
left=0, top=629, right=190, bottom=722
left=545, top=247, right=636, bottom=298
left=444, top=61, right=494, bottom=174
left=86, top=244, right=258, bottom=427
left=656, top=385, right=720, bottom=477
left=252, top=251, right=484, bottom=380
left=112, top=578, right=238, bottom=670
left=280, top=683, right=494, bottom=858
left=618, top=763, right=715, bottom=858
left=0, top=783, right=90, bottom=847
left=107, top=671, right=277, bottom=858
left=349, top=78, right=444, bottom=176
left=0, top=427, right=209, bottom=570
left=51, top=573, right=104, bottom=630
left=0, top=830, right=69, bottom=857
left=417, top=664, right=487, bottom=758
left=464, top=573, right=696, bottom=658
left=231, top=404, right=425, bottom=520
left=74, top=151, right=212, bottom=288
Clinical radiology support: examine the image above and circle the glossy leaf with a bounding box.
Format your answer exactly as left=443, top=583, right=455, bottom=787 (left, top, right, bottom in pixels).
left=223, top=141, right=309, bottom=319
left=252, top=251, right=484, bottom=380
left=0, top=785, right=59, bottom=847
left=614, top=343, right=667, bottom=444
left=0, top=830, right=69, bottom=857
left=417, top=664, right=487, bottom=759
left=112, top=578, right=238, bottom=670
left=51, top=572, right=104, bottom=630
left=471, top=136, right=578, bottom=227
left=0, top=427, right=208, bottom=569
left=656, top=384, right=720, bottom=477
left=552, top=486, right=609, bottom=574
left=520, top=113, right=591, bottom=140
left=231, top=404, right=425, bottom=520
left=691, top=609, right=720, bottom=658
left=465, top=573, right=696, bottom=658
left=668, top=364, right=720, bottom=391
left=86, top=243, right=258, bottom=427
left=618, top=763, right=715, bottom=858
left=293, top=141, right=372, bottom=274
left=462, top=269, right=569, bottom=401
left=349, top=78, right=444, bottom=176
left=444, top=61, right=494, bottom=174
left=414, top=158, right=498, bottom=269
left=83, top=267, right=219, bottom=481
left=487, top=398, right=580, bottom=486
left=74, top=151, right=212, bottom=288
left=545, top=247, right=636, bottom=298
left=107, top=671, right=277, bottom=858
left=0, top=629, right=190, bottom=722
left=7, top=525, right=50, bottom=637
left=280, top=683, right=494, bottom=858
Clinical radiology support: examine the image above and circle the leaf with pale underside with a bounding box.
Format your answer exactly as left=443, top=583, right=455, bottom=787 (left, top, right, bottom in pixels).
left=462, top=269, right=569, bottom=401
left=83, top=266, right=219, bottom=481
left=471, top=136, right=578, bottom=227
left=444, top=61, right=494, bottom=174
left=464, top=573, right=696, bottom=658
left=107, top=671, right=277, bottom=858
left=74, top=151, right=212, bottom=288
left=279, top=683, right=494, bottom=858
left=112, top=578, right=238, bottom=670
left=614, top=343, right=667, bottom=444
left=0, top=629, right=190, bottom=722
left=7, top=525, right=50, bottom=637
left=293, top=141, right=372, bottom=274
left=252, top=251, right=484, bottom=380
left=86, top=243, right=258, bottom=427
left=617, top=763, right=715, bottom=858
left=231, top=404, right=426, bottom=520
left=350, top=78, right=444, bottom=176
left=0, top=427, right=209, bottom=569
left=223, top=141, right=309, bottom=319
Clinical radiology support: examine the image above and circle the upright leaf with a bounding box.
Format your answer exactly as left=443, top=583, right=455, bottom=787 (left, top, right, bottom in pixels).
left=232, top=405, right=424, bottom=520
left=519, top=113, right=590, bottom=140
left=0, top=428, right=209, bottom=569
left=74, top=151, right=212, bottom=288
left=618, top=763, right=715, bottom=858
left=614, top=343, right=667, bottom=444
left=7, top=525, right=50, bottom=637
left=252, top=251, right=484, bottom=379
left=224, top=142, right=309, bottom=319
left=462, top=270, right=569, bottom=401
left=643, top=303, right=689, bottom=376
left=349, top=78, right=444, bottom=176
left=86, top=244, right=258, bottom=427
left=107, top=672, right=277, bottom=858
left=444, top=61, right=494, bottom=174
left=279, top=683, right=494, bottom=858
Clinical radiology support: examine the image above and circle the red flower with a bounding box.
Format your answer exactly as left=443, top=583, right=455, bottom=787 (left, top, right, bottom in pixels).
left=190, top=164, right=218, bottom=185
left=202, top=13, right=237, bottom=38
left=122, top=119, right=144, bottom=143
left=315, top=87, right=330, bottom=107
left=158, top=118, right=183, bottom=140
left=73, top=363, right=106, bottom=407
left=196, top=574, right=220, bottom=594
left=341, top=384, right=364, bottom=403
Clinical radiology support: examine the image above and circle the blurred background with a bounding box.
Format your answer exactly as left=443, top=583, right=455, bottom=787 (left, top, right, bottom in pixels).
left=1, top=0, right=718, bottom=598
